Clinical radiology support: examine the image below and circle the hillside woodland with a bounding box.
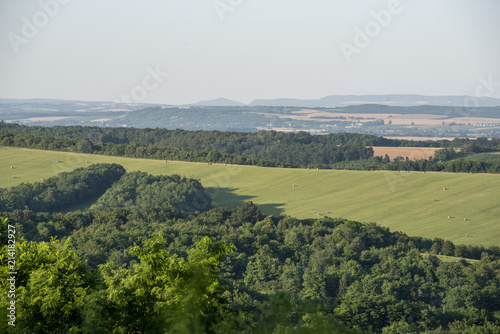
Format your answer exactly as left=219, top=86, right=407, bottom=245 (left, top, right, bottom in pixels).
left=1, top=123, right=500, bottom=172
left=1, top=164, right=500, bottom=333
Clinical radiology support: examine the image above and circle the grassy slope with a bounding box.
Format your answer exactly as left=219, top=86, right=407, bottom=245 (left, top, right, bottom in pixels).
left=2, top=147, right=499, bottom=247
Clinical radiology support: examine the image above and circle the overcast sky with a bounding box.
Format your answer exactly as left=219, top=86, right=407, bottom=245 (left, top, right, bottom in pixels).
left=1, top=0, right=499, bottom=105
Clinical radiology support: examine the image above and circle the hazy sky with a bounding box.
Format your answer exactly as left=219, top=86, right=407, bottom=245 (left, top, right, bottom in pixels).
left=1, top=0, right=499, bottom=105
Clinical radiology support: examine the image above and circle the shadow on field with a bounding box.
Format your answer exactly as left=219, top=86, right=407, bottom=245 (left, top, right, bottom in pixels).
left=258, top=203, right=285, bottom=216
left=205, top=187, right=255, bottom=208
left=206, top=187, right=284, bottom=215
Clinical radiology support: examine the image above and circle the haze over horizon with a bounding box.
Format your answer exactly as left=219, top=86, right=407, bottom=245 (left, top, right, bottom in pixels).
left=1, top=0, right=499, bottom=105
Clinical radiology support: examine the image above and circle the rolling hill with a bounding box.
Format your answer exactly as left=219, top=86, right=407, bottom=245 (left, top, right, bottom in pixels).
left=2, top=146, right=499, bottom=246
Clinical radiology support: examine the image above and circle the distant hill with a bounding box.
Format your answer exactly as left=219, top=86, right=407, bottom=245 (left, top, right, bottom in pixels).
left=249, top=94, right=500, bottom=108
left=4, top=95, right=499, bottom=108
left=192, top=97, right=245, bottom=106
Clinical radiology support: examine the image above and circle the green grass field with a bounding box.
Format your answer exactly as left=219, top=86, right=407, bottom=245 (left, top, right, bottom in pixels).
left=2, top=147, right=500, bottom=247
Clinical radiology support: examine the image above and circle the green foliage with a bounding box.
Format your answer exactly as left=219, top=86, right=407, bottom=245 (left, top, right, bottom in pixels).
left=0, top=236, right=95, bottom=333
left=433, top=148, right=461, bottom=162
left=94, top=235, right=236, bottom=333
left=0, top=163, right=125, bottom=212
left=3, top=123, right=500, bottom=173
left=0, top=229, right=240, bottom=333
left=0, top=126, right=377, bottom=168
left=89, top=171, right=212, bottom=215
left=1, top=120, right=500, bottom=333
left=2, top=202, right=500, bottom=332
left=4, top=148, right=500, bottom=248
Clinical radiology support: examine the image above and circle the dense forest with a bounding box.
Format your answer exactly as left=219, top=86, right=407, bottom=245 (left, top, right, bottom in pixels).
left=0, top=125, right=376, bottom=168
left=1, top=122, right=500, bottom=173
left=2, top=166, right=500, bottom=333
left=0, top=121, right=456, bottom=148
left=89, top=171, right=212, bottom=215
left=0, top=164, right=125, bottom=212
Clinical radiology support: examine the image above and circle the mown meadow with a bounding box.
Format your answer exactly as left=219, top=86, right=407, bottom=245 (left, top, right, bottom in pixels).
left=2, top=146, right=499, bottom=247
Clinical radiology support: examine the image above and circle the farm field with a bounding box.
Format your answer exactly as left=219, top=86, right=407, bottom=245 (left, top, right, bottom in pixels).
left=371, top=146, right=441, bottom=160
left=288, top=109, right=500, bottom=126
left=384, top=136, right=458, bottom=141
left=1, top=146, right=500, bottom=247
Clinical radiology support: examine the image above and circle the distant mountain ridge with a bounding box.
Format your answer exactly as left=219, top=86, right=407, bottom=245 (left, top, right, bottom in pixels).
left=2, top=95, right=500, bottom=108
left=191, top=97, right=246, bottom=106
left=248, top=94, right=500, bottom=108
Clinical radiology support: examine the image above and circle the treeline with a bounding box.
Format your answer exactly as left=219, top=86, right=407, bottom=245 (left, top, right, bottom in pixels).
left=3, top=203, right=500, bottom=333
left=0, top=121, right=457, bottom=148
left=3, top=129, right=500, bottom=173
left=5, top=120, right=499, bottom=150
left=386, top=157, right=500, bottom=173
left=0, top=130, right=283, bottom=167
left=0, top=164, right=125, bottom=212
left=331, top=148, right=500, bottom=173
left=0, top=129, right=373, bottom=168
left=2, top=122, right=500, bottom=171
